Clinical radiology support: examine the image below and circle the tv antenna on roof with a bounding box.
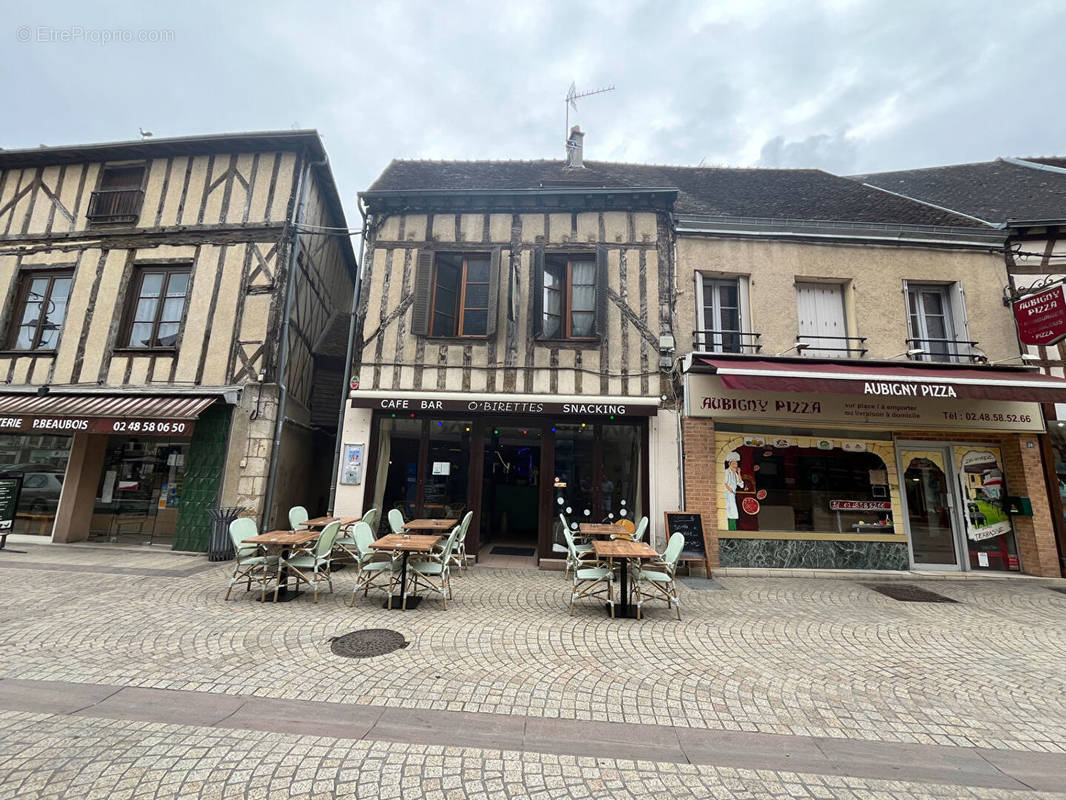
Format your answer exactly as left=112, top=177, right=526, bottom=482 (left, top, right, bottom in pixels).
left=565, top=82, right=615, bottom=138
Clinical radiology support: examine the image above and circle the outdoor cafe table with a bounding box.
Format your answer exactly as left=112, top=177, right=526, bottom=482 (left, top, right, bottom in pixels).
left=244, top=529, right=319, bottom=602
left=403, top=518, right=457, bottom=533
left=592, top=539, right=661, bottom=619
left=370, top=533, right=442, bottom=609
left=578, top=523, right=628, bottom=538
left=299, top=516, right=361, bottom=530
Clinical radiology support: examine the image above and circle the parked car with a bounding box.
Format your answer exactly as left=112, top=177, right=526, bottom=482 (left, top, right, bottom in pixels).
left=20, top=472, right=64, bottom=512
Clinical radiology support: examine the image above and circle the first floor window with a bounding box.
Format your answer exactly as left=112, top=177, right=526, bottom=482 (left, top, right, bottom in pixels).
left=907, top=284, right=956, bottom=362
left=430, top=252, right=491, bottom=337
left=125, top=266, right=190, bottom=348
left=543, top=256, right=596, bottom=339
left=699, top=276, right=742, bottom=352
left=9, top=271, right=73, bottom=350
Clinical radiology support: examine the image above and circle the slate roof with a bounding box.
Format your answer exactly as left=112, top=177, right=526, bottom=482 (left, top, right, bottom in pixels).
left=368, top=159, right=986, bottom=228
left=852, top=158, right=1066, bottom=224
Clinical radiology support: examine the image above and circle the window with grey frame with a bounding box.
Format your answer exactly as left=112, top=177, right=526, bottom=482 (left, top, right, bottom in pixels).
left=907, top=284, right=957, bottom=362
left=8, top=271, right=74, bottom=351
left=700, top=276, right=742, bottom=353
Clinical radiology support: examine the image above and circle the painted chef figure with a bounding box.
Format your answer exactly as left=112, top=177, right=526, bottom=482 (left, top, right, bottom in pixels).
left=724, top=451, right=744, bottom=530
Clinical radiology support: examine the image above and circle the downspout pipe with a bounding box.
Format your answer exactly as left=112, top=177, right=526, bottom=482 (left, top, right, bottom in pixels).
left=261, top=150, right=326, bottom=530
left=327, top=196, right=369, bottom=513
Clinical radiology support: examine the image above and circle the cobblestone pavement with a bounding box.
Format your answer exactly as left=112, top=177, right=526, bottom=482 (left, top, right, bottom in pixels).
left=1, top=541, right=1065, bottom=798
left=1, top=711, right=1062, bottom=800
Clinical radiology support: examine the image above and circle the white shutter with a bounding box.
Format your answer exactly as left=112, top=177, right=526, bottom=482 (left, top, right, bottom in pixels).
left=796, top=282, right=846, bottom=357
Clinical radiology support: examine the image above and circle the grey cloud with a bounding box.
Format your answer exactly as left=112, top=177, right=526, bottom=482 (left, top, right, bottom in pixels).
left=758, top=133, right=859, bottom=173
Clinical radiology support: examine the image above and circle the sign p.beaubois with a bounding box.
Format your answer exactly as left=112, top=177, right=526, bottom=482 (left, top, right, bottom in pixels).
left=1013, top=282, right=1066, bottom=347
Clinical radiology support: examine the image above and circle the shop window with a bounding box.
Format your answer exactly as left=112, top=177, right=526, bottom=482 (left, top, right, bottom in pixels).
left=0, top=432, right=72, bottom=535
left=412, top=250, right=500, bottom=338
left=122, top=266, right=191, bottom=349
left=534, top=248, right=607, bottom=341
left=7, top=271, right=74, bottom=350
left=724, top=436, right=893, bottom=533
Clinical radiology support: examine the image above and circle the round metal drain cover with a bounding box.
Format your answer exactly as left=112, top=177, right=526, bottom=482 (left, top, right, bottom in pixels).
left=330, top=629, right=409, bottom=658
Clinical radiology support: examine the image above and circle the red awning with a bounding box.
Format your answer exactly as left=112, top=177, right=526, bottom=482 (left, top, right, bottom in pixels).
left=0, top=393, right=217, bottom=418
left=697, top=357, right=1066, bottom=403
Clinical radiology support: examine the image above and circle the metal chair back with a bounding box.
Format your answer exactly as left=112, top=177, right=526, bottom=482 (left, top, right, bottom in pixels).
left=228, top=517, right=258, bottom=553
left=314, top=521, right=341, bottom=561
left=632, top=516, right=649, bottom=543
left=662, top=532, right=685, bottom=572
left=388, top=508, right=406, bottom=534
left=352, top=521, right=375, bottom=556
left=288, top=505, right=309, bottom=530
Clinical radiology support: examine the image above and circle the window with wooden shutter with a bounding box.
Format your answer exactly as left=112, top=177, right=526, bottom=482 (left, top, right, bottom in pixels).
left=414, top=250, right=500, bottom=338
left=795, top=282, right=847, bottom=358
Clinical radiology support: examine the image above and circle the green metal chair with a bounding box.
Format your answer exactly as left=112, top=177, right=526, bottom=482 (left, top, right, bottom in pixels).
left=405, top=524, right=459, bottom=610
left=277, top=520, right=340, bottom=603
left=336, top=508, right=378, bottom=559
left=445, top=510, right=473, bottom=574
left=634, top=532, right=684, bottom=620
left=560, top=512, right=594, bottom=576
left=632, top=516, right=649, bottom=543
left=348, top=521, right=402, bottom=606
left=388, top=508, right=406, bottom=534
left=563, top=526, right=614, bottom=617
left=224, top=517, right=278, bottom=601
left=288, top=505, right=309, bottom=530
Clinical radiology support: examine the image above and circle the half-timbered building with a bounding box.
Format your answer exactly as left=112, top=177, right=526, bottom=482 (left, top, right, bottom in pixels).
left=335, top=129, right=681, bottom=563
left=0, top=130, right=356, bottom=549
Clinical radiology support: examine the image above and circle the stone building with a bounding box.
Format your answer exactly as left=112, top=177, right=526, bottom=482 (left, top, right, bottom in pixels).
left=855, top=157, right=1066, bottom=573
left=0, top=130, right=356, bottom=548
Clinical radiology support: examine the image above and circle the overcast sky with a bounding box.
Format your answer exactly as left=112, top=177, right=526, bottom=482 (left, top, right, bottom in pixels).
left=4, top=0, right=1064, bottom=225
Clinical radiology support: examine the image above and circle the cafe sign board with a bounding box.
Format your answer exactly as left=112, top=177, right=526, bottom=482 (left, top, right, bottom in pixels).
left=688, top=375, right=1044, bottom=432
left=350, top=394, right=658, bottom=417
left=0, top=415, right=195, bottom=436
left=1013, top=282, right=1066, bottom=347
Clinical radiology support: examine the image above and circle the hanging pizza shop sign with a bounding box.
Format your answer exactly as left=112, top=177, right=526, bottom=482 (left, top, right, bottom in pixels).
left=0, top=415, right=194, bottom=435
left=1013, top=282, right=1066, bottom=346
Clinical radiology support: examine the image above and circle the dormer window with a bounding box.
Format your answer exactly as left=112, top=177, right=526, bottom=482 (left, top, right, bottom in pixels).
left=86, top=163, right=146, bottom=224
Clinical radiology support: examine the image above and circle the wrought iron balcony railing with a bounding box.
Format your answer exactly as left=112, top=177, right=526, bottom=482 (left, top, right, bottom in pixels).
left=905, top=337, right=983, bottom=363
left=86, top=188, right=144, bottom=224
left=796, top=335, right=868, bottom=358
left=692, top=330, right=761, bottom=354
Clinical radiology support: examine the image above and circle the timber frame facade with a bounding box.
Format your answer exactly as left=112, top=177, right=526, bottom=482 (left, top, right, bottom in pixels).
left=0, top=130, right=356, bottom=548
left=336, top=182, right=683, bottom=562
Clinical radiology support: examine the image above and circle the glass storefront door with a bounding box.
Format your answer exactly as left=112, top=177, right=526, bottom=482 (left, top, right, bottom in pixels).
left=897, top=442, right=1020, bottom=572
left=899, top=446, right=959, bottom=568
left=91, top=436, right=190, bottom=545
left=481, top=424, right=542, bottom=549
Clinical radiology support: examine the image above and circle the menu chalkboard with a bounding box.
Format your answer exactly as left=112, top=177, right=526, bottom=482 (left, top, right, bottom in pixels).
left=664, top=511, right=707, bottom=554
left=663, top=511, right=711, bottom=576
left=0, top=475, right=22, bottom=549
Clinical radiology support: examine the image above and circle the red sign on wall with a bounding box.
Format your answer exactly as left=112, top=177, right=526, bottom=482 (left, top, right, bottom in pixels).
left=1013, top=283, right=1066, bottom=346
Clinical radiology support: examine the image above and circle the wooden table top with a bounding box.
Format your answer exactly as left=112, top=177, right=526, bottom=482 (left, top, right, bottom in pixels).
left=593, top=540, right=660, bottom=559
left=245, top=530, right=319, bottom=547
left=579, top=523, right=628, bottom=537
left=403, top=518, right=458, bottom=531
left=371, top=533, right=442, bottom=553
left=300, top=516, right=361, bottom=528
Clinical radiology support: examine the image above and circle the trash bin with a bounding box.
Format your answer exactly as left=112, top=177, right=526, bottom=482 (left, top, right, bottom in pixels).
left=207, top=506, right=248, bottom=562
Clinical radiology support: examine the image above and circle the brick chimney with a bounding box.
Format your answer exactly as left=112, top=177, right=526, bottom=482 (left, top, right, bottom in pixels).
left=566, top=126, right=584, bottom=168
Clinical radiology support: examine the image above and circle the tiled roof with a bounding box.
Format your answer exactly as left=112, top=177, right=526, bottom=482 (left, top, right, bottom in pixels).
left=852, top=158, right=1066, bottom=224
left=368, top=159, right=987, bottom=227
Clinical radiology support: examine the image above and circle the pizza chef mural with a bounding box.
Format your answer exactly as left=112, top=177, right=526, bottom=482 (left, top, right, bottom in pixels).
left=716, top=432, right=902, bottom=535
